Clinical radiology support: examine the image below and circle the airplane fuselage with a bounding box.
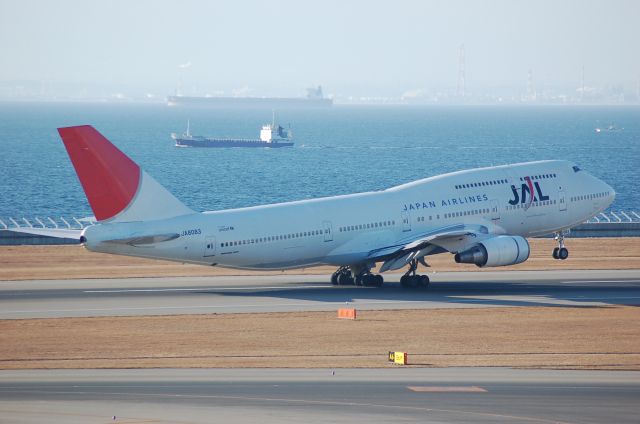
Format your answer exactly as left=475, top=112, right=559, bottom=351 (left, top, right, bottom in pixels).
left=84, top=160, right=615, bottom=270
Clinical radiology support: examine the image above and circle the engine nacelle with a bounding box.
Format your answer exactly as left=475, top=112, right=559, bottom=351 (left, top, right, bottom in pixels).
left=454, top=235, right=530, bottom=268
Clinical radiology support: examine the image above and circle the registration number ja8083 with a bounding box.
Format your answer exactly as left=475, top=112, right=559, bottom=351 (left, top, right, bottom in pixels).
left=181, top=228, right=202, bottom=236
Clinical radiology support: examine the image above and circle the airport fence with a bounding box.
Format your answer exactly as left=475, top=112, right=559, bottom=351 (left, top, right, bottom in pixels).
left=1, top=212, right=639, bottom=246
left=0, top=216, right=94, bottom=245
left=572, top=210, right=640, bottom=237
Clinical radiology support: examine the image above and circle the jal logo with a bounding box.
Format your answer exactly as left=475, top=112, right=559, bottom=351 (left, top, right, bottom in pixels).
left=508, top=176, right=549, bottom=209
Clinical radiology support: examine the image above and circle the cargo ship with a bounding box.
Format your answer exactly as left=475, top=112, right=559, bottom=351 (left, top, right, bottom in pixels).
left=167, top=86, right=332, bottom=108
left=171, top=120, right=294, bottom=148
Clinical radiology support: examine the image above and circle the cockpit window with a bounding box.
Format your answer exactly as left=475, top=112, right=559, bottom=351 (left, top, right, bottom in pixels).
left=572, top=165, right=581, bottom=173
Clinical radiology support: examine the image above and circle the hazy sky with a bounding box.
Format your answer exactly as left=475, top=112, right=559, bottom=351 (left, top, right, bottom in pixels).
left=1, top=0, right=638, bottom=96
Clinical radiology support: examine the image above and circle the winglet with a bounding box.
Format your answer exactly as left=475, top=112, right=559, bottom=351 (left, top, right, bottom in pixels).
left=58, top=125, right=193, bottom=223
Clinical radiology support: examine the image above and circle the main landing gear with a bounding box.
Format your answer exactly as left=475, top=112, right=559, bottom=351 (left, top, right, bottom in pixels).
left=331, top=266, right=383, bottom=287
left=400, top=259, right=430, bottom=289
left=552, top=231, right=569, bottom=260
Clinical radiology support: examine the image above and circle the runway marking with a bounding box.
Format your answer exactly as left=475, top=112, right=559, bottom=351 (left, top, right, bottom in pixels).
left=0, top=408, right=185, bottom=424
left=2, top=303, right=338, bottom=315
left=1, top=388, right=572, bottom=424
left=81, top=280, right=640, bottom=293
left=0, top=300, right=433, bottom=316
left=83, top=285, right=330, bottom=293
left=450, top=295, right=640, bottom=301
left=560, top=280, right=640, bottom=284
left=407, top=386, right=487, bottom=393
left=4, top=296, right=640, bottom=317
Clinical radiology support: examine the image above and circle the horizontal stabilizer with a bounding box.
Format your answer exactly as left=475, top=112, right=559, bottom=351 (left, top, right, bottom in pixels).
left=5, top=227, right=82, bottom=240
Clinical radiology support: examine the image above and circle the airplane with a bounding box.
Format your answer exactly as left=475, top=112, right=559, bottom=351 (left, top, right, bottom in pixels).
left=16, top=125, right=616, bottom=288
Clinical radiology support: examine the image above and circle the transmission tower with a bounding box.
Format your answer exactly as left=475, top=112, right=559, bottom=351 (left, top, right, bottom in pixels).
left=456, top=44, right=466, bottom=98
left=580, top=65, right=585, bottom=102
left=526, top=69, right=535, bottom=101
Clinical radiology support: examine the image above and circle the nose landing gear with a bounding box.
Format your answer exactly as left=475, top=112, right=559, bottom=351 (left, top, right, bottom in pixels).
left=400, top=259, right=430, bottom=289
left=552, top=232, right=569, bottom=260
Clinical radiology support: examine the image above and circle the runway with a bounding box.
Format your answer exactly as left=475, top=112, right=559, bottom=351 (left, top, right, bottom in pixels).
left=0, top=269, right=638, bottom=318
left=0, top=368, right=638, bottom=423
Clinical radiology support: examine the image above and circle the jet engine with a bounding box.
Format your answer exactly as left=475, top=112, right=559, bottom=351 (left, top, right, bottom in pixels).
left=454, top=235, right=530, bottom=268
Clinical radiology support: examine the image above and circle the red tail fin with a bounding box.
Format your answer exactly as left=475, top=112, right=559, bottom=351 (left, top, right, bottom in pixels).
left=58, top=125, right=193, bottom=222
left=58, top=125, right=140, bottom=221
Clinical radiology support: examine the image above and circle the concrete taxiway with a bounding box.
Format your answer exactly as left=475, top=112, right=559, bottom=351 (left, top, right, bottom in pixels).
left=0, top=269, right=638, bottom=318
left=0, top=368, right=638, bottom=423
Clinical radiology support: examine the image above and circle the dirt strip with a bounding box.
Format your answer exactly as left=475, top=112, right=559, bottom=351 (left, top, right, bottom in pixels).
left=1, top=237, right=639, bottom=281
left=1, top=307, right=638, bottom=370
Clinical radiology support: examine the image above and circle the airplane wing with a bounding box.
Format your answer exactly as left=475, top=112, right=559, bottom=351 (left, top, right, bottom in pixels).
left=369, top=224, right=491, bottom=273
left=5, top=227, right=83, bottom=240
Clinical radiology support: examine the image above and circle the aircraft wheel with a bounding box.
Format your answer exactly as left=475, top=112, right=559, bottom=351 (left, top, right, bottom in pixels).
left=552, top=247, right=559, bottom=260
left=419, top=275, right=430, bottom=288
left=374, top=274, right=384, bottom=287
left=400, top=275, right=409, bottom=288
left=558, top=247, right=569, bottom=260
left=338, top=272, right=354, bottom=286
left=331, top=273, right=339, bottom=285
left=405, top=276, right=419, bottom=289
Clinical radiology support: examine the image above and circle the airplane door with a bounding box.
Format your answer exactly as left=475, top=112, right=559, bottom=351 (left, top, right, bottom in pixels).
left=203, top=236, right=216, bottom=257
left=401, top=211, right=411, bottom=232
left=490, top=199, right=500, bottom=221
left=558, top=189, right=567, bottom=212
left=322, top=221, right=333, bottom=242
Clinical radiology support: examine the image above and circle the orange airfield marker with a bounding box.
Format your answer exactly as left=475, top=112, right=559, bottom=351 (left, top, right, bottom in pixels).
left=337, top=308, right=357, bottom=320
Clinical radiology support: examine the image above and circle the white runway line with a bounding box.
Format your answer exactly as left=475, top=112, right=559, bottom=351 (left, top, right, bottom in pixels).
left=84, top=285, right=330, bottom=293
left=1, top=299, right=441, bottom=316
left=560, top=280, right=640, bottom=284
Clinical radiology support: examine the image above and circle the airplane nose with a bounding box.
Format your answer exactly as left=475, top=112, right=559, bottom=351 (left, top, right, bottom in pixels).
left=609, top=186, right=616, bottom=204
left=602, top=180, right=616, bottom=205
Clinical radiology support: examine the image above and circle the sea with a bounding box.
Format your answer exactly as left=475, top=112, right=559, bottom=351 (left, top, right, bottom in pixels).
left=0, top=102, right=638, bottom=222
